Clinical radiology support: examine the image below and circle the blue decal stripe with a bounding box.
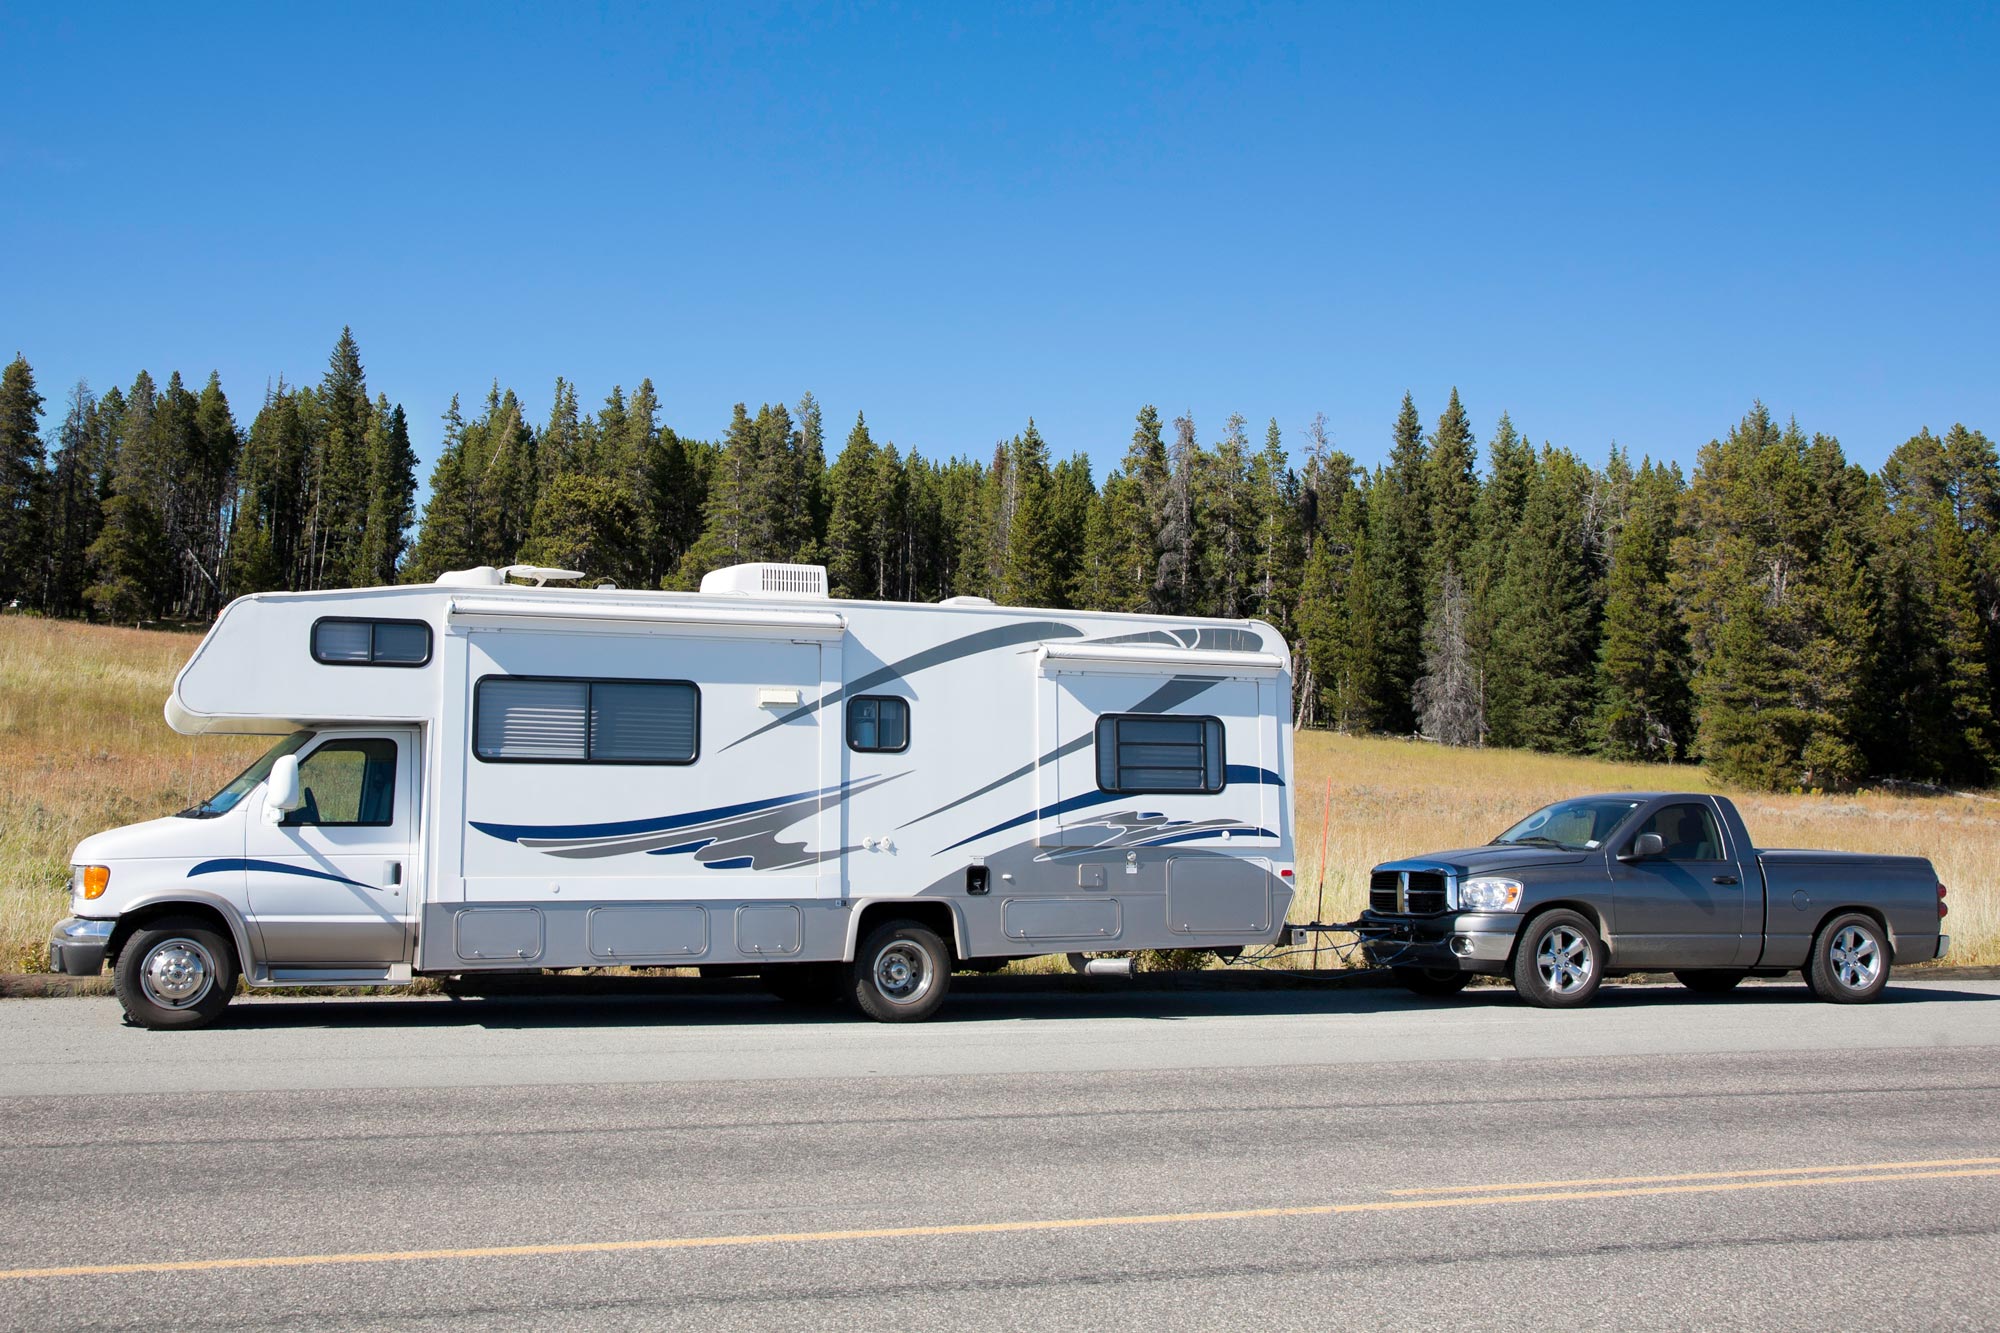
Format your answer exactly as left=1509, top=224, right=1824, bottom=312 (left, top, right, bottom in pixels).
left=1137, top=827, right=1279, bottom=847
left=472, top=783, right=843, bottom=844
left=187, top=858, right=373, bottom=890
left=940, top=767, right=1287, bottom=853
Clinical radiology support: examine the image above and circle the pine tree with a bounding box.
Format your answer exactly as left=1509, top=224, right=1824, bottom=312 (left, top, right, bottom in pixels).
left=358, top=402, right=417, bottom=585
left=1047, top=452, right=1095, bottom=608
left=1594, top=460, right=1691, bottom=759
left=1415, top=564, right=1481, bottom=745
left=1249, top=418, right=1302, bottom=632
left=1111, top=406, right=1168, bottom=611
left=1155, top=412, right=1200, bottom=612
left=521, top=473, right=641, bottom=584
left=1486, top=447, right=1600, bottom=751
left=825, top=412, right=882, bottom=598
left=41, top=382, right=102, bottom=616
left=1357, top=395, right=1428, bottom=731
left=0, top=355, right=47, bottom=604
left=1000, top=420, right=1061, bottom=606
left=1197, top=413, right=1255, bottom=618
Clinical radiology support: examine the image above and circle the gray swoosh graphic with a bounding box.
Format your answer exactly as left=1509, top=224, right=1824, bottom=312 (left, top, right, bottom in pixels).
left=896, top=674, right=1223, bottom=831
left=721, top=620, right=1084, bottom=752
left=523, top=773, right=903, bottom=867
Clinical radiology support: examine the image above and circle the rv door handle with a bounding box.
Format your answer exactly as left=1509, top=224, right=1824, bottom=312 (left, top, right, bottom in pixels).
left=1713, top=875, right=1738, bottom=885
left=387, top=861, right=403, bottom=887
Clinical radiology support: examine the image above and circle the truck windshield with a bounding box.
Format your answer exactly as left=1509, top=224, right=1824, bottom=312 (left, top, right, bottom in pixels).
left=1493, top=797, right=1640, bottom=851
left=177, top=731, right=314, bottom=819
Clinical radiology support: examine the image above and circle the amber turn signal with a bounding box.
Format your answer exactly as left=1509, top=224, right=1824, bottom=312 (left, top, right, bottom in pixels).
left=81, top=865, right=110, bottom=900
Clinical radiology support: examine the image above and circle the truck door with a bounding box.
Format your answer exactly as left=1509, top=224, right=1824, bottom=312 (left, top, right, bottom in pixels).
left=1608, top=799, right=1753, bottom=968
left=242, top=728, right=416, bottom=966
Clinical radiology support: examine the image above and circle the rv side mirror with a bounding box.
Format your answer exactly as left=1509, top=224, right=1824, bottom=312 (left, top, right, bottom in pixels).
left=264, top=754, right=304, bottom=822
left=1621, top=831, right=1665, bottom=861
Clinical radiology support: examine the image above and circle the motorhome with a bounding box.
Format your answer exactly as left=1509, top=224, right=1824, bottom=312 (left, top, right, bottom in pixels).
left=50, top=563, right=1296, bottom=1027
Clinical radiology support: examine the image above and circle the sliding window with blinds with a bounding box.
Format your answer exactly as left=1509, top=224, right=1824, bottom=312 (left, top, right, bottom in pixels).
left=474, top=677, right=699, bottom=764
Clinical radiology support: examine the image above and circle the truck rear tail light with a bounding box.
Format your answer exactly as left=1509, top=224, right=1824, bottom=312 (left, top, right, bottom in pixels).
left=1939, top=882, right=1949, bottom=918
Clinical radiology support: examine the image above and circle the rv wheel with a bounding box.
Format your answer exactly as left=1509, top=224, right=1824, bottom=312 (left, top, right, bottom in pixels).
left=850, top=920, right=952, bottom=1022
left=113, top=916, right=238, bottom=1031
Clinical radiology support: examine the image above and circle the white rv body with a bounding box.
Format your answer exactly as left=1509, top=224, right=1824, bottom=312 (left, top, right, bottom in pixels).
left=58, top=565, right=1296, bottom=1010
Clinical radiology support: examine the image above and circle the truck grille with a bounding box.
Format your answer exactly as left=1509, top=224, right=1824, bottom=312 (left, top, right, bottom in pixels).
left=1369, top=870, right=1449, bottom=914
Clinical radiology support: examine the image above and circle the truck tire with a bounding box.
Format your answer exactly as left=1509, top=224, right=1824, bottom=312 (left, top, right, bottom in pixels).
left=1675, top=970, right=1747, bottom=994
left=1393, top=966, right=1472, bottom=997
left=849, top=919, right=952, bottom=1022
left=112, top=916, right=237, bottom=1031
left=1511, top=909, right=1604, bottom=1009
left=1807, top=912, right=1891, bottom=1004
left=760, top=962, right=843, bottom=1004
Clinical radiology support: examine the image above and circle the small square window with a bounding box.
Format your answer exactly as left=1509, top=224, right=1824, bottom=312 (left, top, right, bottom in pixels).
left=847, top=696, right=910, bottom=753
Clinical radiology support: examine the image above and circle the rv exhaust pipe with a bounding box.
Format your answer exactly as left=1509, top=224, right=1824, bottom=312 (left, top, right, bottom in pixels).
left=1066, top=953, right=1135, bottom=977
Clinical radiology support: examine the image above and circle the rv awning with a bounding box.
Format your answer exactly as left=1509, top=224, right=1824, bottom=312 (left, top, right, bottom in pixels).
left=1037, top=643, right=1286, bottom=675
left=447, top=597, right=847, bottom=638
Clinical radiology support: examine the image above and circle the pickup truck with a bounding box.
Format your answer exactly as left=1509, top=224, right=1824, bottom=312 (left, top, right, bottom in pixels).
left=1360, top=791, right=1949, bottom=1007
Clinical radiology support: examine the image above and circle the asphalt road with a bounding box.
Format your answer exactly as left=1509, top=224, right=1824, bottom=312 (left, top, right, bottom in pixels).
left=2, top=978, right=1998, bottom=1330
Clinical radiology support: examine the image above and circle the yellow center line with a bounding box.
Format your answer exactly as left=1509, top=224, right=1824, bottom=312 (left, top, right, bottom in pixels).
left=5, top=1165, right=1997, bottom=1284
left=1388, top=1155, right=2000, bottom=1196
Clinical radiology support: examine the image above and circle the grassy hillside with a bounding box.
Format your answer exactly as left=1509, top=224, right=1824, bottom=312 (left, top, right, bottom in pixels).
left=1, top=616, right=1991, bottom=973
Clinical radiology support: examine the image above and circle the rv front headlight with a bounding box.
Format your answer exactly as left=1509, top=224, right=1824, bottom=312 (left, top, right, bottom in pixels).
left=1457, top=877, right=1522, bottom=912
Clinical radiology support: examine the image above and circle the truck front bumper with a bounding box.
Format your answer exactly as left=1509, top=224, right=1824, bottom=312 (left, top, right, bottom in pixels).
left=48, top=917, right=113, bottom=977
left=1360, top=912, right=1520, bottom=975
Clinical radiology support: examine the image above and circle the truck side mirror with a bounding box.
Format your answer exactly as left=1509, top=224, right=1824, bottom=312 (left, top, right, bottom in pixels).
left=264, top=754, right=304, bottom=823
left=1621, top=831, right=1665, bottom=861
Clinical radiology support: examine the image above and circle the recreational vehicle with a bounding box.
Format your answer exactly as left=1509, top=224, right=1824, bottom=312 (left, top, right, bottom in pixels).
left=50, top=563, right=1297, bottom=1027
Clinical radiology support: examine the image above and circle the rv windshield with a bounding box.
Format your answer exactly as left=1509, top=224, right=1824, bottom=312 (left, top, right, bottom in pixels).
left=1492, top=797, right=1640, bottom=852
left=177, top=731, right=314, bottom=819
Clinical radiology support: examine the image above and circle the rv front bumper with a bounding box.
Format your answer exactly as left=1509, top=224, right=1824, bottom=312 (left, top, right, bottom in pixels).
left=48, top=917, right=113, bottom=977
left=1359, top=912, right=1519, bottom=976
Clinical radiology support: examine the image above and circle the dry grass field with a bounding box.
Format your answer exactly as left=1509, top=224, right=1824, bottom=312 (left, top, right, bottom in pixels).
left=1, top=615, right=1993, bottom=973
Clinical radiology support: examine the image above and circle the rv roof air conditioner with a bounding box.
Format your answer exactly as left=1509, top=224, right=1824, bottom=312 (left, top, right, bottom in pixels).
left=699, top=563, right=829, bottom=599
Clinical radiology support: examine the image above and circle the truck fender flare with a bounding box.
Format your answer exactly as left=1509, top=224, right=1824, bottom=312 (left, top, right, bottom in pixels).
left=841, top=898, right=967, bottom=963
left=106, top=891, right=259, bottom=975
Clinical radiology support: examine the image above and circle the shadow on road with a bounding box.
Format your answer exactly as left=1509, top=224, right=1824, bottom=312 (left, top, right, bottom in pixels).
left=202, top=975, right=1995, bottom=1032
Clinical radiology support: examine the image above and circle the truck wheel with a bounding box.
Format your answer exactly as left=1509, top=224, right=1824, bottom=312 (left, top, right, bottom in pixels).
left=112, top=917, right=237, bottom=1030
left=1807, top=912, right=1891, bottom=1004
left=1392, top=966, right=1472, bottom=997
left=760, top=963, right=843, bottom=1004
left=1512, top=909, right=1604, bottom=1008
left=1675, top=970, right=1747, bottom=994
left=849, top=920, right=952, bottom=1022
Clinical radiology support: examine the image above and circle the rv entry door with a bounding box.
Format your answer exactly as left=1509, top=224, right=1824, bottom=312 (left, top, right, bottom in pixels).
left=243, top=728, right=416, bottom=966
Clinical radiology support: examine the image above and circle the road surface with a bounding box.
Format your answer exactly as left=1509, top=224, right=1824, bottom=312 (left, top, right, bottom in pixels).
left=2, top=978, right=1998, bottom=1329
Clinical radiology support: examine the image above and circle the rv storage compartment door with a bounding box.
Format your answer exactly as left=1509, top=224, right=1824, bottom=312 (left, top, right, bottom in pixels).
left=1166, top=857, right=1274, bottom=935
left=460, top=631, right=828, bottom=906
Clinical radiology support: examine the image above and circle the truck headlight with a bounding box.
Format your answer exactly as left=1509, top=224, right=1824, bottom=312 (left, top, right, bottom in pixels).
left=1457, top=877, right=1522, bottom=912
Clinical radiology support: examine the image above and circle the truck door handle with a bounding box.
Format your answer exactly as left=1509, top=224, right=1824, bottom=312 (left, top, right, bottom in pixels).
left=1713, top=875, right=1738, bottom=885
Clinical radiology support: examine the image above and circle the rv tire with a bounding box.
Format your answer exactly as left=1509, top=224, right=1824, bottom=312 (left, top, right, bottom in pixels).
left=113, top=916, right=238, bottom=1031
left=850, top=919, right=951, bottom=1022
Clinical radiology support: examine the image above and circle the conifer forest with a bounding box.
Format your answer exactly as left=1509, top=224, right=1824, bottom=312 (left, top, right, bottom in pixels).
left=3, top=329, right=1995, bottom=794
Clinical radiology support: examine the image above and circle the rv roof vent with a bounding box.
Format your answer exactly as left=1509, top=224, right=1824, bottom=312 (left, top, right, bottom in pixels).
left=699, top=562, right=829, bottom=599
left=940, top=595, right=995, bottom=607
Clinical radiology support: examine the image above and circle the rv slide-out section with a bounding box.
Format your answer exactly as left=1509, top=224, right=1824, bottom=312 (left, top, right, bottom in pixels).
left=53, top=563, right=1295, bottom=1027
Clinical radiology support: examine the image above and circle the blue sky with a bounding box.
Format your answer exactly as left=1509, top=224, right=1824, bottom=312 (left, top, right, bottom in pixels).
left=2, top=2, right=1995, bottom=482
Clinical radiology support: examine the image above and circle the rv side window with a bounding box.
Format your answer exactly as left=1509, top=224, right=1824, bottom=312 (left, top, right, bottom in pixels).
left=847, top=696, right=910, bottom=753
left=474, top=677, right=699, bottom=764
left=283, top=739, right=397, bottom=827
left=312, top=617, right=432, bottom=666
left=1095, top=715, right=1226, bottom=794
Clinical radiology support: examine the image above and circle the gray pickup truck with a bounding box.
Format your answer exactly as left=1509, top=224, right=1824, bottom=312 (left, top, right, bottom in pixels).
left=1360, top=792, right=1949, bottom=1007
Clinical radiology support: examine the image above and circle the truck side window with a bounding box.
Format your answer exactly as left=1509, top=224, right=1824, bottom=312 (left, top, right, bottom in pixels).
left=1631, top=803, right=1724, bottom=860
left=284, top=739, right=397, bottom=827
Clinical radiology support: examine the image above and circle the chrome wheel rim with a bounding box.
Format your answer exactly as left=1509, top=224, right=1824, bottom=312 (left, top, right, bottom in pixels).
left=1536, top=926, right=1593, bottom=994
left=871, top=940, right=934, bottom=1007
left=140, top=937, right=216, bottom=1009
left=1829, top=925, right=1882, bottom=991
